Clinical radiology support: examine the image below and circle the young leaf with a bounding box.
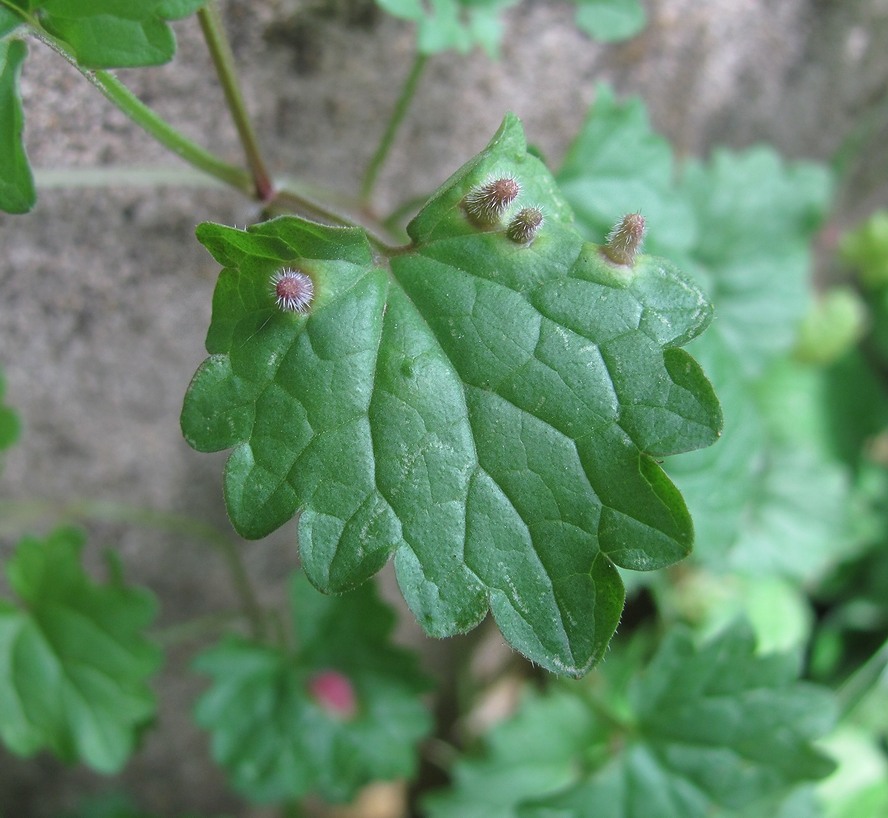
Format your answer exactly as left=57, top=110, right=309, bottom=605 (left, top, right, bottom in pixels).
left=0, top=38, right=35, bottom=214
left=194, top=573, right=432, bottom=803
left=0, top=527, right=161, bottom=773
left=181, top=114, right=722, bottom=676
left=375, top=0, right=519, bottom=56
left=30, top=0, right=208, bottom=68
left=429, top=622, right=836, bottom=818
left=571, top=0, right=646, bottom=43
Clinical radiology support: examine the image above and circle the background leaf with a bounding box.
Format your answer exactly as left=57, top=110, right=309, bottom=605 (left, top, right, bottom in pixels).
left=375, top=0, right=519, bottom=56
left=194, top=573, right=432, bottom=803
left=427, top=622, right=836, bottom=818
left=182, top=115, right=721, bottom=676
left=0, top=38, right=34, bottom=214
left=32, top=0, right=208, bottom=68
left=0, top=527, right=161, bottom=773
left=571, top=0, right=646, bottom=43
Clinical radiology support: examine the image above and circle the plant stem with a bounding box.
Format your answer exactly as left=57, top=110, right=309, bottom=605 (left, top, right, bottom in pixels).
left=360, top=51, right=428, bottom=207
left=197, top=2, right=274, bottom=201
left=0, top=497, right=267, bottom=640
left=27, top=26, right=255, bottom=194
left=88, top=70, right=255, bottom=194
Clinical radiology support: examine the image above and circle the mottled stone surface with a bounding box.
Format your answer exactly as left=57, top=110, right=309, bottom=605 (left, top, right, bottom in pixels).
left=1, top=0, right=887, bottom=814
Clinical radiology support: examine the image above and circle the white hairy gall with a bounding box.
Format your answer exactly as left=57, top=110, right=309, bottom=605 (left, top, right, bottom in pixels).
left=463, top=176, right=520, bottom=226
left=271, top=267, right=314, bottom=313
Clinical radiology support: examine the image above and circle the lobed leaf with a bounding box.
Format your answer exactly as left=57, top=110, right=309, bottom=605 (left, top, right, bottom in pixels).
left=428, top=622, right=837, bottom=818
left=30, top=0, right=208, bottom=68
left=182, top=114, right=721, bottom=676
left=558, top=86, right=833, bottom=377
left=194, top=573, right=432, bottom=803
left=0, top=527, right=161, bottom=773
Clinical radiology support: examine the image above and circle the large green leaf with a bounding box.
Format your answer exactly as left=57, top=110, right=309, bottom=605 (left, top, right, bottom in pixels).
left=29, top=0, right=208, bottom=68
left=182, top=114, right=721, bottom=676
left=0, top=38, right=34, bottom=213
left=428, top=622, right=836, bottom=818
left=0, top=527, right=161, bottom=773
left=194, top=573, right=432, bottom=803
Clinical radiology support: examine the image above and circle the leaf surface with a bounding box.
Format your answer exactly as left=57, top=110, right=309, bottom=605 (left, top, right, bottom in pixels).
left=0, top=38, right=34, bottom=213
left=31, top=0, right=208, bottom=68
left=182, top=115, right=721, bottom=676
left=194, top=573, right=432, bottom=803
left=557, top=86, right=833, bottom=377
left=571, top=0, right=646, bottom=42
left=428, top=622, right=836, bottom=818
left=0, top=527, right=161, bottom=772
left=375, top=0, right=519, bottom=56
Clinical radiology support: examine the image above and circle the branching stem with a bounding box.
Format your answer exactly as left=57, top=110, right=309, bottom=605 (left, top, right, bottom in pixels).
left=28, top=26, right=254, bottom=194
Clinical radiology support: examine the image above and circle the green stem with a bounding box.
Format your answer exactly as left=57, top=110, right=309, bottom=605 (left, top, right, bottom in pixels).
left=197, top=3, right=274, bottom=201
left=360, top=51, right=428, bottom=206
left=0, top=498, right=267, bottom=640
left=835, top=636, right=888, bottom=718
left=28, top=26, right=254, bottom=194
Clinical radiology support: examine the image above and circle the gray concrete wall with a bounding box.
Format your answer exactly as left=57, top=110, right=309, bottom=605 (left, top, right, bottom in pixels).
left=2, top=0, right=887, bottom=814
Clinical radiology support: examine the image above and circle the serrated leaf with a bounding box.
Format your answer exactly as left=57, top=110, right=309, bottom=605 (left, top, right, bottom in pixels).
left=428, top=623, right=836, bottom=818
left=194, top=573, right=432, bottom=803
left=679, top=148, right=833, bottom=376
left=667, top=336, right=853, bottom=583
left=572, top=0, right=646, bottom=42
left=182, top=114, right=721, bottom=676
left=0, top=38, right=34, bottom=213
left=376, top=0, right=519, bottom=56
left=32, top=0, right=207, bottom=68
left=521, top=623, right=836, bottom=818
left=558, top=87, right=833, bottom=377
left=0, top=527, right=161, bottom=773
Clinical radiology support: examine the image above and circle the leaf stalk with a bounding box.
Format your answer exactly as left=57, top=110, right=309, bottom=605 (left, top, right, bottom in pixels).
left=360, top=51, right=429, bottom=207
left=197, top=2, right=274, bottom=201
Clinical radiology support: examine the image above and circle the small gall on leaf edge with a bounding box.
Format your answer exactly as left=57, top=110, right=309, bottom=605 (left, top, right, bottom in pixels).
left=271, top=267, right=314, bottom=313
left=602, top=212, right=646, bottom=266
left=463, top=176, right=521, bottom=226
